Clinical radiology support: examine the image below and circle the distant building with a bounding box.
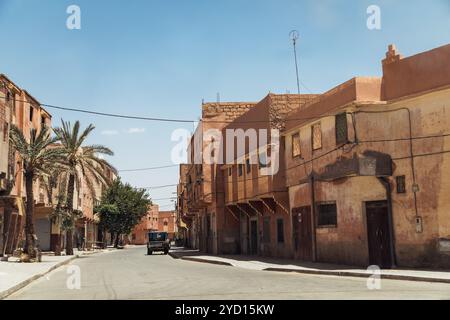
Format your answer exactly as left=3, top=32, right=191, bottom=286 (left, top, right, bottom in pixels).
left=158, top=210, right=177, bottom=240
left=131, top=204, right=160, bottom=245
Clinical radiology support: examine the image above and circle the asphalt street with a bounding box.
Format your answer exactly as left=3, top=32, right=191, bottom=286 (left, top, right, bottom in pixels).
left=7, top=246, right=450, bottom=300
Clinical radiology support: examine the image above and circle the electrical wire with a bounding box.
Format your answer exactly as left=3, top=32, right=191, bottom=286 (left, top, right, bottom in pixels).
left=119, top=164, right=178, bottom=172
left=0, top=96, right=330, bottom=124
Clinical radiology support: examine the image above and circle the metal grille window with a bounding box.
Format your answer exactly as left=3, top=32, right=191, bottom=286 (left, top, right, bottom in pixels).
left=238, top=164, right=243, bottom=176
left=317, top=202, right=337, bottom=227
left=312, top=123, right=322, bottom=150
left=292, top=132, right=301, bottom=158
left=335, top=113, right=348, bottom=145
left=277, top=219, right=284, bottom=243
left=246, top=158, right=251, bottom=174
left=396, top=175, right=406, bottom=193
left=263, top=217, right=271, bottom=243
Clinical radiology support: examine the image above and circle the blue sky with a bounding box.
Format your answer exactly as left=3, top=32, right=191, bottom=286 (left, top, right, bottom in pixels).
left=0, top=0, right=449, bottom=208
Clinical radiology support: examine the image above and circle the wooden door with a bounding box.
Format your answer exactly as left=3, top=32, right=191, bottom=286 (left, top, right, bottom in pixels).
left=250, top=220, right=258, bottom=255
left=292, top=206, right=313, bottom=261
left=366, top=201, right=393, bottom=269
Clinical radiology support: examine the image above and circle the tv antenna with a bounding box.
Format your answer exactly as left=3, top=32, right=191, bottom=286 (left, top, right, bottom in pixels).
left=289, top=30, right=300, bottom=95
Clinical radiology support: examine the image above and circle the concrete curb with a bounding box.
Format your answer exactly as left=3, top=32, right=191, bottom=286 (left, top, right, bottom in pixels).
left=169, top=253, right=233, bottom=266
left=264, top=267, right=450, bottom=284
left=168, top=253, right=450, bottom=284
left=0, top=255, right=79, bottom=300
left=180, top=256, right=233, bottom=267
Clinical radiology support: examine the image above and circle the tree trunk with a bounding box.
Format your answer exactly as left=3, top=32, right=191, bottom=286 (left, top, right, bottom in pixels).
left=110, top=232, right=115, bottom=246
left=65, top=174, right=76, bottom=256
left=114, top=234, right=120, bottom=248
left=1, top=199, right=13, bottom=257
left=23, top=172, right=37, bottom=258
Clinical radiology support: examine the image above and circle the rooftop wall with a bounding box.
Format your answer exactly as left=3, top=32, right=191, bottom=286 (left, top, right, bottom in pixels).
left=285, top=77, right=382, bottom=132
left=382, top=44, right=450, bottom=101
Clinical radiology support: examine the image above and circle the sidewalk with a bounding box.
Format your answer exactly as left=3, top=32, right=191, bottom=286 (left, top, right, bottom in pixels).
left=169, top=248, right=450, bottom=284
left=0, top=247, right=115, bottom=299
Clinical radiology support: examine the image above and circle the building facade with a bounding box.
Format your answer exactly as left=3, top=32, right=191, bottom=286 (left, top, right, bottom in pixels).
left=1, top=73, right=117, bottom=255
left=0, top=74, right=53, bottom=255
left=131, top=204, right=160, bottom=245
left=177, top=43, right=450, bottom=269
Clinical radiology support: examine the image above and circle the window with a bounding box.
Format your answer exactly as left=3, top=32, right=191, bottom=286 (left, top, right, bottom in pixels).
left=312, top=123, right=322, bottom=150
left=263, top=217, right=271, bottom=243
left=238, top=164, right=243, bottom=176
left=29, top=106, right=34, bottom=122
left=259, top=151, right=268, bottom=168
left=3, top=122, right=8, bottom=142
left=292, top=132, right=301, bottom=158
left=335, top=113, right=348, bottom=145
left=246, top=158, right=251, bottom=174
left=317, top=202, right=337, bottom=227
left=396, top=175, right=406, bottom=194
left=277, top=219, right=284, bottom=243
left=228, top=167, right=232, bottom=176
left=41, top=116, right=46, bottom=128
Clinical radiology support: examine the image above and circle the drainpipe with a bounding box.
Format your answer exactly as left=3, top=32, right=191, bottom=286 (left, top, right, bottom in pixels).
left=377, top=177, right=397, bottom=268
left=309, top=174, right=317, bottom=262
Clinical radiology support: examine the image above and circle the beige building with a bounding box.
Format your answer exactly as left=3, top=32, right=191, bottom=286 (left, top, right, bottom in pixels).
left=178, top=43, right=450, bottom=269
left=0, top=74, right=52, bottom=255
left=284, top=44, right=450, bottom=268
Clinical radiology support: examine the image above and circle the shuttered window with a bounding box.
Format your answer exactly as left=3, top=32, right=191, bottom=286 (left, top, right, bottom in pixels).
left=238, top=164, right=243, bottom=176
left=317, top=202, right=337, bottom=227
left=312, top=123, right=322, bottom=150
left=292, top=133, right=301, bottom=158
left=335, top=113, right=348, bottom=145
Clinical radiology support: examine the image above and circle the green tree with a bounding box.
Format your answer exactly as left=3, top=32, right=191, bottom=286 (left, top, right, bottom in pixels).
left=9, top=125, right=64, bottom=259
left=95, top=203, right=120, bottom=248
left=53, top=120, right=114, bottom=255
left=98, top=179, right=151, bottom=248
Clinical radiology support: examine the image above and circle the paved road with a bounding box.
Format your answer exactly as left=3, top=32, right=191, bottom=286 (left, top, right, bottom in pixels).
left=7, top=246, right=450, bottom=300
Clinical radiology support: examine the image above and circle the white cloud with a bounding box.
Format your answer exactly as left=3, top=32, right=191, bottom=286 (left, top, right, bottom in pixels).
left=127, top=128, right=146, bottom=134
left=101, top=130, right=119, bottom=136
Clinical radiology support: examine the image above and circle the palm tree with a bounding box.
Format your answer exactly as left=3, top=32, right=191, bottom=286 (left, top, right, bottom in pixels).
left=9, top=125, right=65, bottom=259
left=53, top=120, right=114, bottom=255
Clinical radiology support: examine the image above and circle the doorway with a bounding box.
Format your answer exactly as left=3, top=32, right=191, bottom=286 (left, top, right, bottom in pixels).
left=292, top=206, right=313, bottom=261
left=366, top=201, right=393, bottom=269
left=35, top=218, right=51, bottom=251
left=249, top=219, right=258, bottom=255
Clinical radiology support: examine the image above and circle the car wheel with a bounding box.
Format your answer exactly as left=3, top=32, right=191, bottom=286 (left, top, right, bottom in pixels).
left=147, top=249, right=152, bottom=255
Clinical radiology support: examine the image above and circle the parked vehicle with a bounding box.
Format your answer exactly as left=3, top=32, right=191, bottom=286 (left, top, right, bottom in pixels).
left=147, top=232, right=170, bottom=255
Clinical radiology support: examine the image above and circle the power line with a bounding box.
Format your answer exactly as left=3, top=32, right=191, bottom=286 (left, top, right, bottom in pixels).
left=144, top=184, right=178, bottom=190
left=1, top=96, right=327, bottom=125
left=119, top=164, right=178, bottom=172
